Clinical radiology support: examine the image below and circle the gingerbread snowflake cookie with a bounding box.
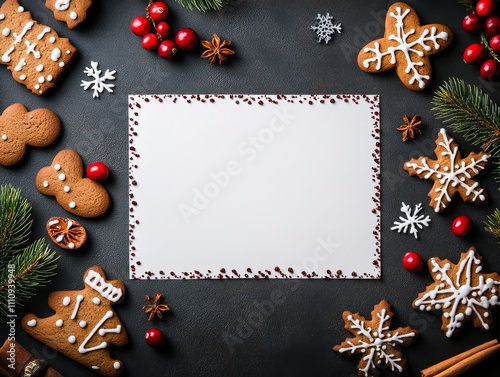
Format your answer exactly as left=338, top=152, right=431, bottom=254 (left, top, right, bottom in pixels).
left=45, top=0, right=93, bottom=29
left=413, top=247, right=500, bottom=338
left=357, top=2, right=452, bottom=91
left=22, top=266, right=128, bottom=376
left=333, top=300, right=418, bottom=377
left=403, top=128, right=490, bottom=212
left=0, top=103, right=61, bottom=166
left=0, top=0, right=77, bottom=95
left=36, top=149, right=111, bottom=218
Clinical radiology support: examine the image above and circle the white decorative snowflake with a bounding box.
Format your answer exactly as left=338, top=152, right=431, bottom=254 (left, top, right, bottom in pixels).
left=361, top=6, right=449, bottom=89
left=414, top=248, right=500, bottom=338
left=310, top=13, right=341, bottom=44
left=81, top=61, right=116, bottom=98
left=391, top=202, right=431, bottom=239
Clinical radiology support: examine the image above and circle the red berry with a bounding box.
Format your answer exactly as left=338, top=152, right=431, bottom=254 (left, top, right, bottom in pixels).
left=402, top=251, right=424, bottom=273
left=131, top=16, right=152, bottom=37
left=156, top=21, right=170, bottom=38
left=145, top=328, right=167, bottom=348
left=462, top=14, right=483, bottom=34
left=480, top=58, right=500, bottom=80
left=463, top=42, right=487, bottom=64
left=476, top=0, right=497, bottom=18
left=490, top=35, right=500, bottom=52
left=142, top=33, right=159, bottom=51
left=158, top=40, right=177, bottom=59
left=451, top=215, right=473, bottom=237
left=175, top=28, right=199, bottom=51
left=149, top=2, right=169, bottom=22
left=484, top=16, right=500, bottom=37
left=86, top=162, right=110, bottom=182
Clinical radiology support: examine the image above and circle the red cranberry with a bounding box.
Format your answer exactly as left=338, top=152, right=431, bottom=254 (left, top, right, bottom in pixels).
left=476, top=0, right=497, bottom=18
left=86, top=162, right=110, bottom=182
left=462, top=14, right=483, bottom=34
left=481, top=59, right=500, bottom=80
left=158, top=40, right=177, bottom=59
left=490, top=35, right=500, bottom=52
left=484, top=16, right=500, bottom=37
left=175, top=28, right=199, bottom=51
left=142, top=33, right=160, bottom=51
left=451, top=215, right=473, bottom=237
left=463, top=42, right=487, bottom=64
left=130, top=16, right=152, bottom=37
left=145, top=328, right=167, bottom=348
left=149, top=2, right=170, bottom=22
left=402, top=251, right=424, bottom=273
left=156, top=21, right=170, bottom=38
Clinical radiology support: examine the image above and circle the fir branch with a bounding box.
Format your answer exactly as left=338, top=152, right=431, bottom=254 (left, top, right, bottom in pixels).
left=0, top=239, right=59, bottom=319
left=431, top=78, right=500, bottom=157
left=458, top=0, right=475, bottom=12
left=485, top=208, right=500, bottom=242
left=0, top=185, right=33, bottom=261
left=175, top=0, right=229, bottom=12
left=481, top=33, right=500, bottom=63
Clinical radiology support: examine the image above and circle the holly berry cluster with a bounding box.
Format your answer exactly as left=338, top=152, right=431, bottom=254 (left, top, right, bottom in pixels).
left=462, top=0, right=500, bottom=80
left=130, top=1, right=200, bottom=59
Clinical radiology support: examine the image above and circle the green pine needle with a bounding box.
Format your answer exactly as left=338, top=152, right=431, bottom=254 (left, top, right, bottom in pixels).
left=175, top=0, right=229, bottom=12
left=485, top=208, right=500, bottom=242
left=0, top=185, right=33, bottom=261
left=0, top=239, right=59, bottom=319
left=431, top=78, right=500, bottom=159
left=458, top=0, right=475, bottom=12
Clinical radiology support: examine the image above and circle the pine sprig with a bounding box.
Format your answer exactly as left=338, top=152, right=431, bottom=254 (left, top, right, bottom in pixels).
left=0, top=239, right=59, bottom=318
left=458, top=0, right=475, bottom=12
left=485, top=208, right=500, bottom=242
left=431, top=78, right=500, bottom=158
left=174, top=0, right=229, bottom=12
left=0, top=185, right=32, bottom=261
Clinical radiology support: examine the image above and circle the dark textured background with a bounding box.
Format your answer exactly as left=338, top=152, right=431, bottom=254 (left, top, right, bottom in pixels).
left=1, top=0, right=500, bottom=376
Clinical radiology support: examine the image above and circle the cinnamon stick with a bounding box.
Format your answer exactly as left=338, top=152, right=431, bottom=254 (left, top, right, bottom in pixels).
left=0, top=338, right=63, bottom=377
left=421, top=339, right=499, bottom=377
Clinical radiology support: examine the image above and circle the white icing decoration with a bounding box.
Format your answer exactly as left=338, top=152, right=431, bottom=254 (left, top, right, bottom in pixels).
left=92, top=297, right=101, bottom=305
left=1, top=21, right=34, bottom=63
left=85, top=269, right=123, bottom=302
left=51, top=48, right=61, bottom=62
left=362, top=5, right=449, bottom=89
left=58, top=173, right=66, bottom=181
left=68, top=242, right=75, bottom=249
left=56, top=319, right=64, bottom=327
left=25, top=40, right=41, bottom=59
left=43, top=180, right=49, bottom=188
left=70, top=11, right=78, bottom=20
left=79, top=320, right=87, bottom=328
left=2, top=27, right=10, bottom=37
left=405, top=129, right=490, bottom=212
left=34, top=84, right=40, bottom=90
left=98, top=324, right=121, bottom=336
left=19, top=74, right=26, bottom=81
left=67, top=220, right=73, bottom=228
left=414, top=248, right=500, bottom=338
left=70, top=294, right=84, bottom=319
left=36, top=64, right=44, bottom=72
left=48, top=219, right=59, bottom=226
left=14, top=58, right=25, bottom=72
left=68, top=335, right=76, bottom=344
left=38, top=76, right=45, bottom=84
left=56, top=235, right=64, bottom=242
left=63, top=296, right=71, bottom=306
left=47, top=75, right=53, bottom=81
left=37, top=27, right=51, bottom=40
left=64, top=185, right=70, bottom=193
left=68, top=201, right=76, bottom=209
left=59, top=62, right=65, bottom=67
left=55, top=0, right=71, bottom=11
left=0, top=14, right=4, bottom=20
left=113, top=362, right=121, bottom=370
left=1, top=134, right=7, bottom=141
left=17, top=7, right=24, bottom=13
left=81, top=61, right=116, bottom=98
left=92, top=366, right=100, bottom=370
left=78, top=310, right=116, bottom=354
left=49, top=36, right=56, bottom=43
left=390, top=202, right=431, bottom=239
left=27, top=319, right=37, bottom=327
left=54, top=164, right=61, bottom=171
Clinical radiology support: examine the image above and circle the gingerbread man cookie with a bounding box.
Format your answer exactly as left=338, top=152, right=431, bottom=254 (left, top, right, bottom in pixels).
left=0, top=103, right=61, bottom=166
left=403, top=128, right=490, bottom=212
left=413, top=247, right=500, bottom=338
left=22, top=266, right=128, bottom=376
left=45, top=0, right=93, bottom=29
left=357, top=2, right=453, bottom=91
left=36, top=149, right=111, bottom=218
left=0, top=0, right=77, bottom=95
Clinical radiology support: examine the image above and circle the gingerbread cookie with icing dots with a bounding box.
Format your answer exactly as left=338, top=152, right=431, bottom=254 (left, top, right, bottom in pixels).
left=357, top=2, right=453, bottom=91
left=0, top=0, right=77, bottom=95
left=36, top=149, right=111, bottom=218
left=0, top=103, right=61, bottom=166
left=22, top=266, right=128, bottom=376
left=413, top=247, right=500, bottom=338
left=403, top=128, right=490, bottom=213
left=45, top=0, right=93, bottom=29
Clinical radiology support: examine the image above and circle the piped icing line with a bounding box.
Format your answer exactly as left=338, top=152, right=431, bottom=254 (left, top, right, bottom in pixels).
left=70, top=294, right=84, bottom=319
left=78, top=310, right=114, bottom=354
left=85, top=269, right=123, bottom=302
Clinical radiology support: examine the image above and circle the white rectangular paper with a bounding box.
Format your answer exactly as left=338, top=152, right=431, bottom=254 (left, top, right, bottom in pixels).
left=128, top=94, right=380, bottom=279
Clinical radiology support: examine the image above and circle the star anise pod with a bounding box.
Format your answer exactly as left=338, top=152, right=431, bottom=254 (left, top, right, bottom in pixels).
left=397, top=114, right=423, bottom=142
left=143, top=293, right=170, bottom=320
left=201, top=34, right=234, bottom=64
